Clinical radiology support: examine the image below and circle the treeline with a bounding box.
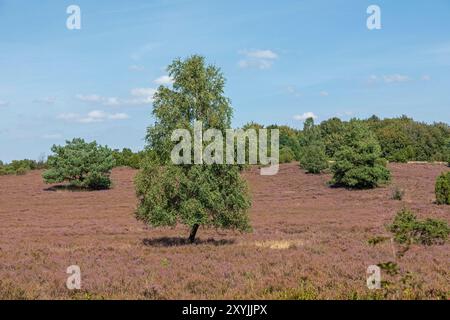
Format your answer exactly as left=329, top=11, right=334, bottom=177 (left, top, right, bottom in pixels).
left=1, top=115, right=450, bottom=176
left=269, top=115, right=450, bottom=164
left=0, top=159, right=47, bottom=176
left=0, top=148, right=151, bottom=176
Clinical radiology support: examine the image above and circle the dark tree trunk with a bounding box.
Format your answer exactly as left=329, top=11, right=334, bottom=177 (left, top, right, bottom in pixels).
left=188, top=224, right=200, bottom=243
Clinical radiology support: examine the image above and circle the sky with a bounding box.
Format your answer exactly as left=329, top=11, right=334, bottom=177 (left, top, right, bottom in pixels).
left=0, top=0, right=450, bottom=162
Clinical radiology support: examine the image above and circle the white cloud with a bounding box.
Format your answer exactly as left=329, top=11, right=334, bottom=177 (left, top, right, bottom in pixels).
left=383, top=74, right=411, bottom=83
left=154, top=75, right=174, bottom=85
left=33, top=97, right=56, bottom=105
left=76, top=89, right=156, bottom=107
left=320, top=91, right=329, bottom=97
left=421, top=75, right=431, bottom=81
left=131, top=43, right=160, bottom=61
left=129, top=65, right=145, bottom=72
left=238, top=49, right=279, bottom=70
left=245, top=50, right=278, bottom=59
left=0, top=100, right=10, bottom=107
left=58, top=110, right=130, bottom=123
left=293, top=112, right=318, bottom=122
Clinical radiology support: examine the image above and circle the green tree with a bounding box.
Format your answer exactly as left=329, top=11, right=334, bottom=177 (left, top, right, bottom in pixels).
left=43, top=138, right=115, bottom=190
left=331, top=121, right=390, bottom=189
left=299, top=118, right=328, bottom=174
left=435, top=172, right=450, bottom=205
left=135, top=56, right=251, bottom=243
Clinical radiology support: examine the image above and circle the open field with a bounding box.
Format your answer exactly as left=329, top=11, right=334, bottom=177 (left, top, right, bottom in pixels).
left=0, top=163, right=449, bottom=300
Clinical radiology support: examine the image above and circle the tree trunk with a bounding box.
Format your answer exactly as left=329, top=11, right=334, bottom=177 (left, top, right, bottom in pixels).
left=188, top=224, right=200, bottom=244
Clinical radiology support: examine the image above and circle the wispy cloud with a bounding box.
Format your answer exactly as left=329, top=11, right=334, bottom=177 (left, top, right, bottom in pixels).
left=0, top=100, right=10, bottom=107
left=57, top=110, right=130, bottom=123
left=33, top=97, right=56, bottom=105
left=293, top=112, right=318, bottom=121
left=130, top=43, right=160, bottom=61
left=238, top=49, right=279, bottom=70
left=76, top=88, right=156, bottom=107
left=320, top=91, right=329, bottom=97
left=368, top=74, right=412, bottom=84
left=154, top=75, right=174, bottom=85
left=129, top=65, right=145, bottom=72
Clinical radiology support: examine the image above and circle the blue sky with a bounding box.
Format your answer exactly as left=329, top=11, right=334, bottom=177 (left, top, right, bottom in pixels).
left=1, top=0, right=450, bottom=162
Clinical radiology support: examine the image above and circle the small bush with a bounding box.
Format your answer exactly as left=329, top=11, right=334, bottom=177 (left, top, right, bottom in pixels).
left=279, top=147, right=295, bottom=164
left=15, top=167, right=28, bottom=176
left=43, top=138, right=115, bottom=190
left=391, top=186, right=405, bottom=201
left=435, top=172, right=450, bottom=205
left=300, top=144, right=328, bottom=174
left=388, top=208, right=450, bottom=245
left=331, top=121, right=391, bottom=189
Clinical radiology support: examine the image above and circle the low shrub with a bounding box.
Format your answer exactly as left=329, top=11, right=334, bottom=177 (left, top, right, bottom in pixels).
left=388, top=208, right=450, bottom=245
left=43, top=138, right=115, bottom=190
left=391, top=186, right=405, bottom=201
left=299, top=144, right=328, bottom=174
left=435, top=171, right=450, bottom=205
left=279, top=147, right=295, bottom=164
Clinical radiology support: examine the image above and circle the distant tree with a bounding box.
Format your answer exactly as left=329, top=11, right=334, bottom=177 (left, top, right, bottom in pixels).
left=279, top=147, right=295, bottom=164
left=319, top=117, right=346, bottom=158
left=435, top=172, right=450, bottom=205
left=331, top=121, right=390, bottom=189
left=135, top=56, right=251, bottom=243
left=299, top=118, right=328, bottom=174
left=43, top=138, right=115, bottom=190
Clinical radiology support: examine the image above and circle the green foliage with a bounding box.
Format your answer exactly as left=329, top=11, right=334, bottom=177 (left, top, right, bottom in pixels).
left=0, top=158, right=46, bottom=176
left=435, top=171, right=450, bottom=205
left=279, top=147, right=295, bottom=164
left=299, top=118, right=328, bottom=174
left=367, top=236, right=389, bottom=246
left=112, top=148, right=151, bottom=169
left=42, top=138, right=115, bottom=190
left=366, top=115, right=450, bottom=162
left=377, top=261, right=400, bottom=276
left=136, top=56, right=252, bottom=242
left=331, top=121, right=391, bottom=189
left=388, top=208, right=450, bottom=245
left=319, top=117, right=346, bottom=158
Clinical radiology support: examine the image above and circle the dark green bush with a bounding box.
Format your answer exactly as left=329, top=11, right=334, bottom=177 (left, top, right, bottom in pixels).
left=388, top=208, right=450, bottom=245
left=331, top=121, right=391, bottom=189
left=435, top=172, right=450, bottom=205
left=300, top=144, right=328, bottom=174
left=43, top=138, right=115, bottom=190
left=299, top=118, right=328, bottom=174
left=279, top=147, right=295, bottom=164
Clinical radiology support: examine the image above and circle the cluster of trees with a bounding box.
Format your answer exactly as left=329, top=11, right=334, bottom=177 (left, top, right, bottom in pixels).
left=0, top=159, right=46, bottom=176
left=112, top=148, right=152, bottom=169
left=250, top=116, right=450, bottom=165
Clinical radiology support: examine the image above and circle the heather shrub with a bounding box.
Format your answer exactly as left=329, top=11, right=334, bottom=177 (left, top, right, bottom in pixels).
left=388, top=208, right=450, bottom=245
left=43, top=138, right=115, bottom=190
left=391, top=186, right=405, bottom=201
left=435, top=171, right=450, bottom=205
left=331, top=121, right=390, bottom=189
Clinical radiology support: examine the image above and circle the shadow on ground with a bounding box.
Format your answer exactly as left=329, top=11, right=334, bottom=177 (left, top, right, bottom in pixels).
left=44, top=185, right=104, bottom=192
left=142, top=237, right=235, bottom=247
